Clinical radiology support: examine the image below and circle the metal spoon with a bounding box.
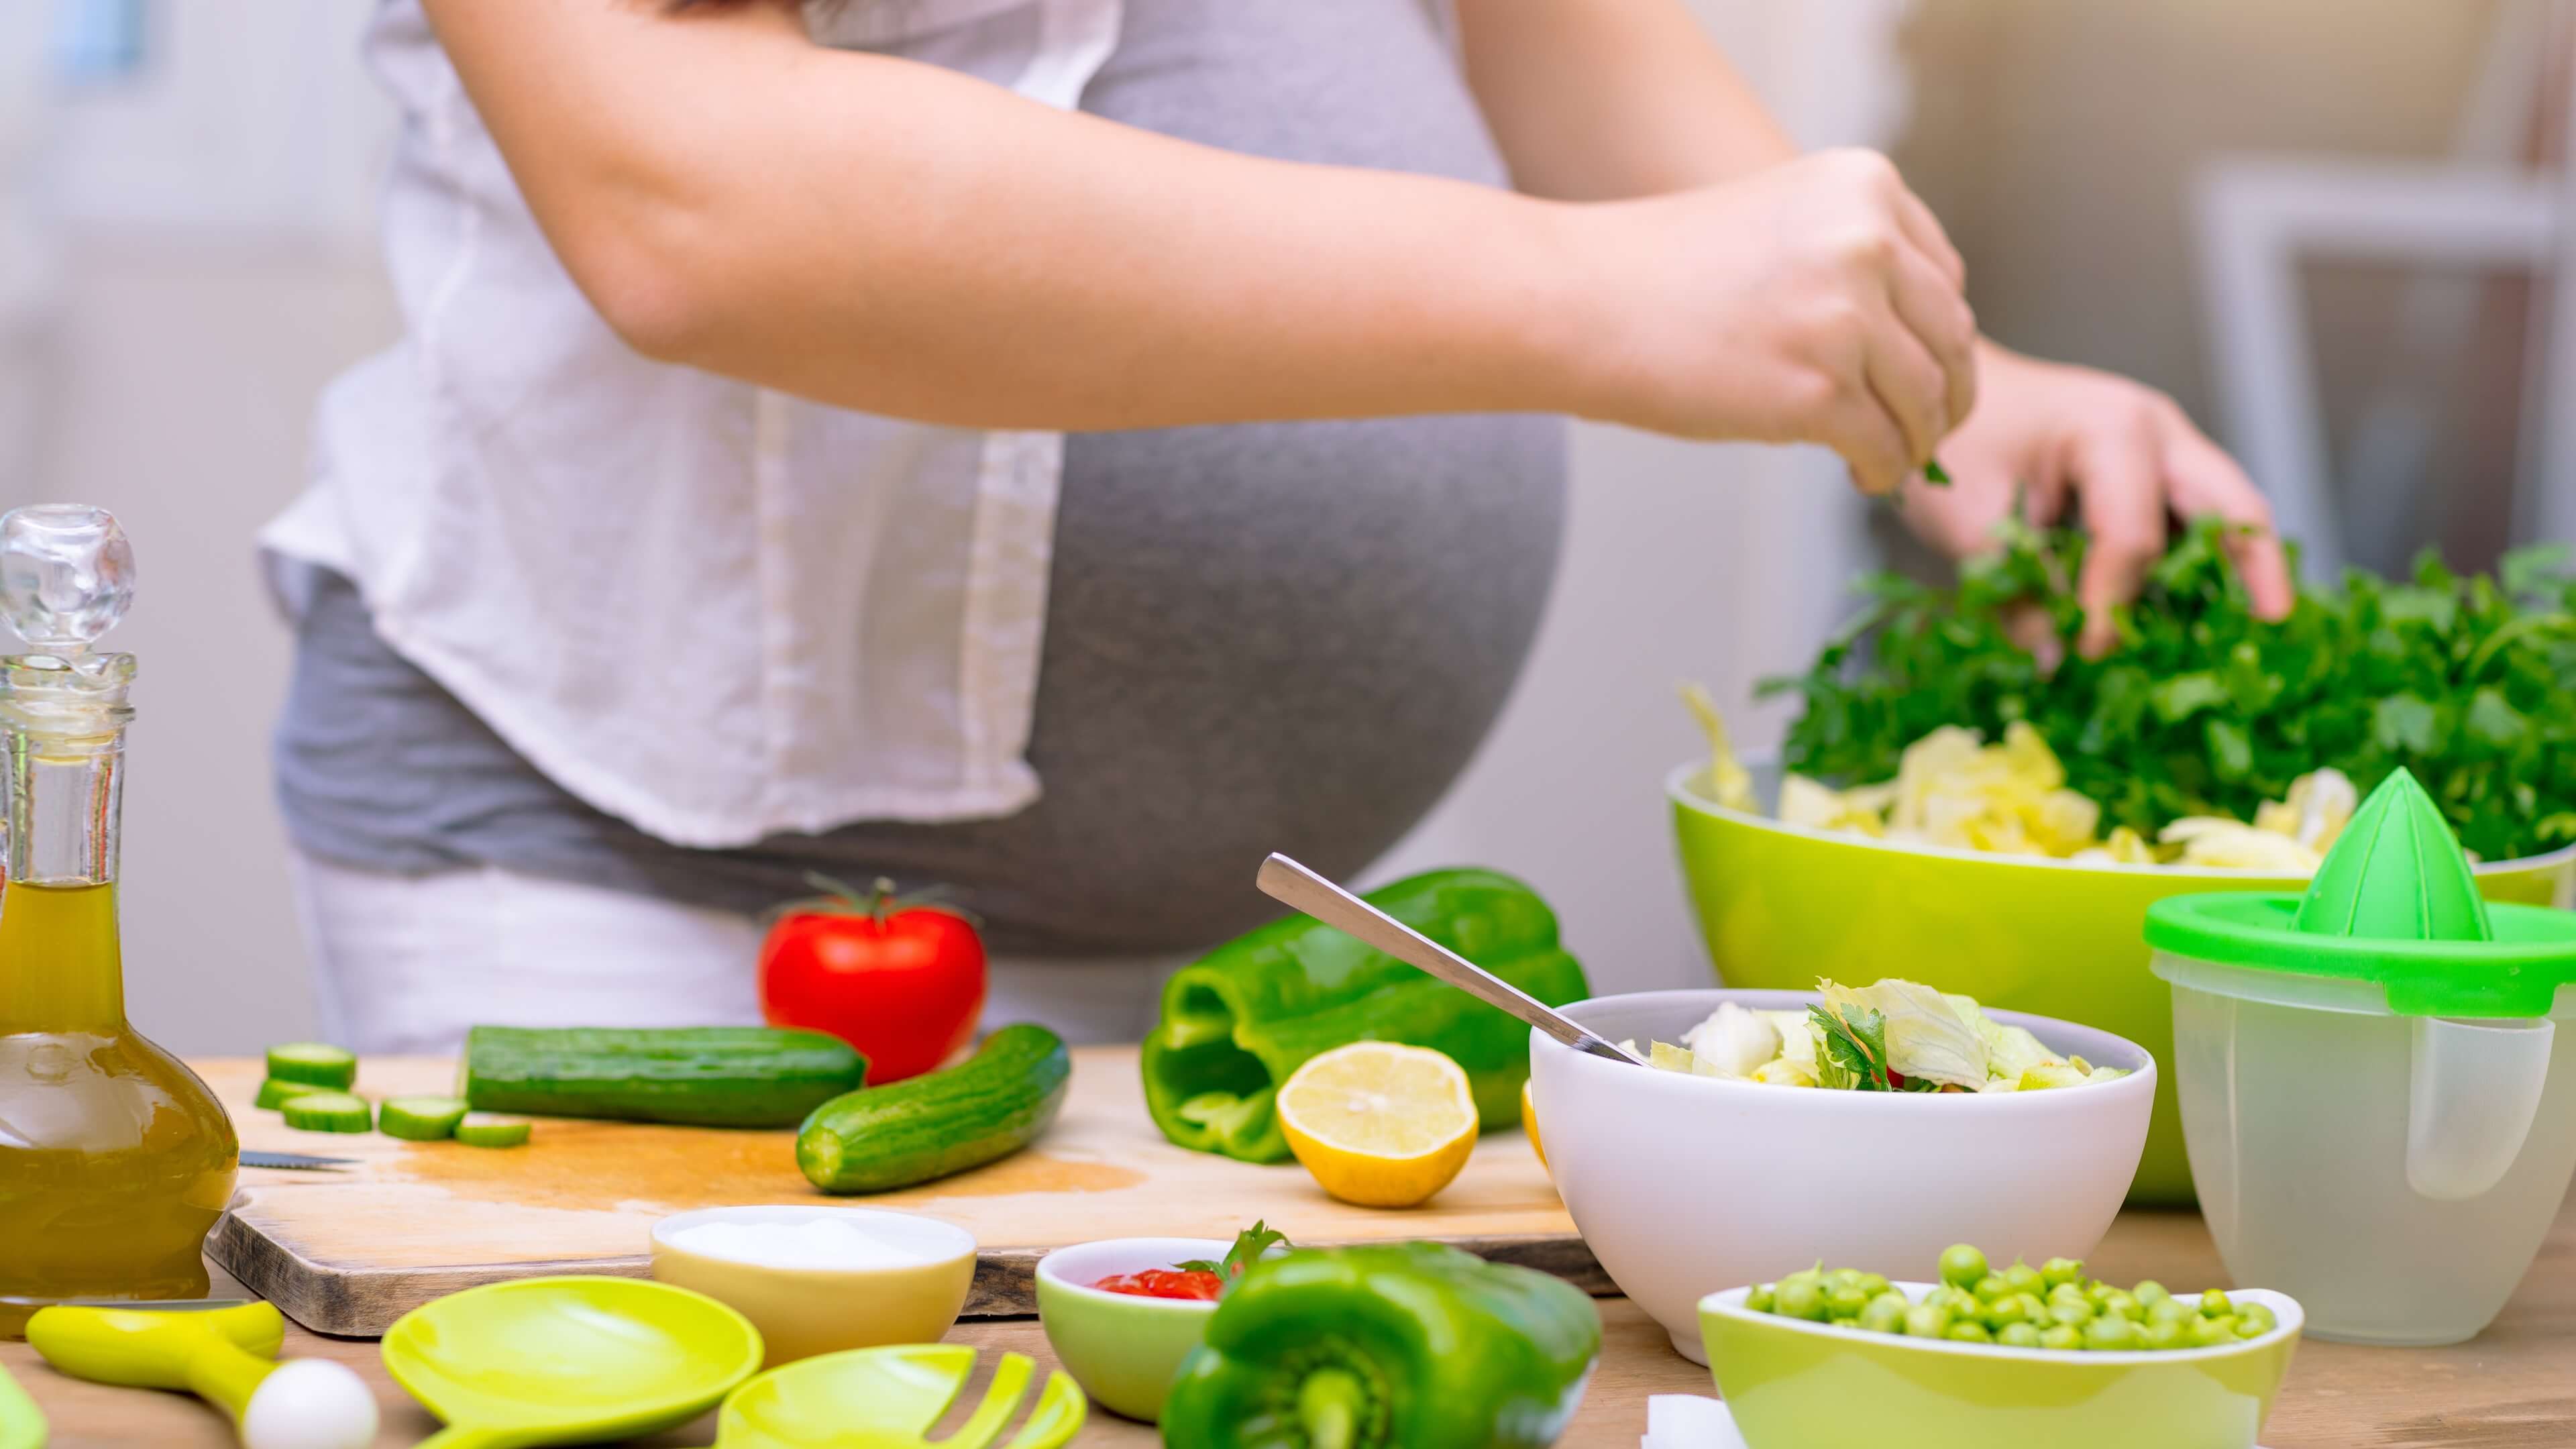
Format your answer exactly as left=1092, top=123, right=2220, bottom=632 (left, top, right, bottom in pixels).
left=1255, top=854, right=1648, bottom=1067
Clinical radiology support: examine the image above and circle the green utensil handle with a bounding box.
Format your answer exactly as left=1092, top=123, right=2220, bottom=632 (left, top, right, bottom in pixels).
left=180, top=1335, right=278, bottom=1427
left=0, top=1361, right=46, bottom=1449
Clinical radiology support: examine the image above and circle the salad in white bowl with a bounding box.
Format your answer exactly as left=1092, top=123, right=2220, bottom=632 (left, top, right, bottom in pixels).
left=1635, top=977, right=2131, bottom=1094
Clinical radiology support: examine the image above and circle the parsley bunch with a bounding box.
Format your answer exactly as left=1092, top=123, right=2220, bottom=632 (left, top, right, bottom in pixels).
left=1762, top=519, right=2576, bottom=863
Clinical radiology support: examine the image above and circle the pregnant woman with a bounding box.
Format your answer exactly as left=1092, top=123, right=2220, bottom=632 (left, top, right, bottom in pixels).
left=264, top=0, right=2291, bottom=1049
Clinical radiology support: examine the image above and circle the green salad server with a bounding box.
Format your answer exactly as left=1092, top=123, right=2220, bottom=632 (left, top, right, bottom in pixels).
left=0, top=1360, right=42, bottom=1449
left=383, top=1277, right=763, bottom=1448
left=710, top=1344, right=1084, bottom=1449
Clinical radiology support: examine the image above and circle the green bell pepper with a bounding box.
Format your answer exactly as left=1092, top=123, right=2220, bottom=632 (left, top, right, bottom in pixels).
left=1161, top=1242, right=1601, bottom=1449
left=1140, top=868, right=1589, bottom=1163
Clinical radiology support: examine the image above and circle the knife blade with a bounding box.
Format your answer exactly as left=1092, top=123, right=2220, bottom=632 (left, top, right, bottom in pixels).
left=241, top=1150, right=358, bottom=1171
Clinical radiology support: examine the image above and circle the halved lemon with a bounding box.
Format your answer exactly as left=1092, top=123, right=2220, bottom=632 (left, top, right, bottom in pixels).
left=1277, top=1042, right=1479, bottom=1209
left=1522, top=1078, right=1546, bottom=1171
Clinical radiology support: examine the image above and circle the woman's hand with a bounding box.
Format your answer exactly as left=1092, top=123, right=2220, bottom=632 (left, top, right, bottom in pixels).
left=1898, top=343, right=2298, bottom=656
left=1560, top=150, right=1979, bottom=496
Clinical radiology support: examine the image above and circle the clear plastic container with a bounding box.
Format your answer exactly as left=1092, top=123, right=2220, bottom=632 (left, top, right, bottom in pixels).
left=2145, top=767, right=2576, bottom=1346
left=2156, top=951, right=2576, bottom=1345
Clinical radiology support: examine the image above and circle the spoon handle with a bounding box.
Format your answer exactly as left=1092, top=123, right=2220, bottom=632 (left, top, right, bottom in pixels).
left=1255, top=855, right=1645, bottom=1067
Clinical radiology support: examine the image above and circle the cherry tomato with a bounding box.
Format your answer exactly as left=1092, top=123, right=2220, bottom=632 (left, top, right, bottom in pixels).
left=758, top=875, right=985, bottom=1085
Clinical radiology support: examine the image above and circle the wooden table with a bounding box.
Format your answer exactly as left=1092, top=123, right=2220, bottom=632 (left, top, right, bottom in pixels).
left=11, top=1198, right=2573, bottom=1447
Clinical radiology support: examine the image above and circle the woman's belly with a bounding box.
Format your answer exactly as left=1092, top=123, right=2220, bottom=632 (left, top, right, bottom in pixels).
left=802, top=413, right=1564, bottom=954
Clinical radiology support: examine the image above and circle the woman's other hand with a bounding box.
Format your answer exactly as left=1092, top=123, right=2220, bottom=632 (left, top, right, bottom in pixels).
left=1559, top=148, right=1978, bottom=497
left=1898, top=343, right=2297, bottom=656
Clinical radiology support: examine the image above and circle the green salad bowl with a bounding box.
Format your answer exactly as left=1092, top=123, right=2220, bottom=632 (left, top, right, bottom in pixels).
left=1671, top=761, right=2576, bottom=1203
left=1701, top=1283, right=2302, bottom=1449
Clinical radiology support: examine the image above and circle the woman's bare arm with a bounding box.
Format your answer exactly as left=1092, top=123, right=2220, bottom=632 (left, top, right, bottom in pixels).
left=428, top=0, right=1593, bottom=429
left=423, top=0, right=1974, bottom=488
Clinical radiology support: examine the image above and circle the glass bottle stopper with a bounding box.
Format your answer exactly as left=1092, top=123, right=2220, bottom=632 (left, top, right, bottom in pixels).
left=0, top=504, right=134, bottom=658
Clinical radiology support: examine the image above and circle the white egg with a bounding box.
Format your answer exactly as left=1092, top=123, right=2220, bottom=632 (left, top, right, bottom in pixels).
left=240, top=1358, right=380, bottom=1449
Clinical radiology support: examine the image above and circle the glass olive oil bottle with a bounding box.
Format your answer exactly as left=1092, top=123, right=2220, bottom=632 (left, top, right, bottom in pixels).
left=0, top=506, right=236, bottom=1336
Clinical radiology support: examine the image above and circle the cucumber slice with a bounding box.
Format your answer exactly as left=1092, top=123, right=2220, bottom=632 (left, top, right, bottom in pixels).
left=280, top=1091, right=373, bottom=1133
left=266, top=1042, right=358, bottom=1090
left=380, top=1095, right=469, bottom=1142
left=454, top=1113, right=531, bottom=1148
left=256, top=1077, right=331, bottom=1111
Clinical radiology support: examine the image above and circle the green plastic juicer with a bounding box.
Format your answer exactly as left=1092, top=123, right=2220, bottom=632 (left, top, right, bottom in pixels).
left=2145, top=768, right=2576, bottom=1345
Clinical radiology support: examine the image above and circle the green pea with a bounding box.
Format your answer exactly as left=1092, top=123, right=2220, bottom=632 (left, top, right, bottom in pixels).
left=2198, top=1289, right=2235, bottom=1320
left=2235, top=1303, right=2278, bottom=1338
left=2099, top=1290, right=2141, bottom=1321
left=1746, top=1283, right=1777, bottom=1314
left=2084, top=1281, right=2116, bottom=1309
left=2038, top=1324, right=2084, bottom=1352
left=1982, top=1294, right=2031, bottom=1330
left=2047, top=1299, right=2094, bottom=1328
left=2133, top=1281, right=2170, bottom=1309
left=1939, top=1244, right=1990, bottom=1289
left=1826, top=1285, right=1872, bottom=1319
left=1826, top=1268, right=1870, bottom=1294
left=1780, top=1267, right=1825, bottom=1292
left=2141, top=1318, right=2188, bottom=1352
left=1946, top=1322, right=1993, bottom=1345
left=2004, top=1263, right=2045, bottom=1297
left=2047, top=1281, right=2090, bottom=1307
left=1776, top=1277, right=1827, bottom=1322
left=1972, top=1274, right=2014, bottom=1303
left=2147, top=1296, right=2198, bottom=1328
left=2041, top=1258, right=2084, bottom=1289
left=1904, top=1302, right=1954, bottom=1339
left=1859, top=1291, right=1909, bottom=1335
left=1854, top=1273, right=1891, bottom=1299
left=2188, top=1316, right=2241, bottom=1349
left=1829, top=1315, right=1860, bottom=1329
left=1926, top=1286, right=1978, bottom=1314
left=2084, top=1316, right=2143, bottom=1352
left=1997, top=1322, right=2045, bottom=1349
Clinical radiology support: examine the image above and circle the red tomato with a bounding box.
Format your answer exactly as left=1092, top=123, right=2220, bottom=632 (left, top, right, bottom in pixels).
left=758, top=876, right=986, bottom=1085
left=1092, top=1271, right=1224, bottom=1301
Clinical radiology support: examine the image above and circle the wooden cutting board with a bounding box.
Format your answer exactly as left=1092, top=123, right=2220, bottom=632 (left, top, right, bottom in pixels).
left=200, top=1049, right=1596, bottom=1337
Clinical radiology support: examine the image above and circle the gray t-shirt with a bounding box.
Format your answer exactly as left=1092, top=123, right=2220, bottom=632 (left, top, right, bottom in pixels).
left=274, top=0, right=1566, bottom=957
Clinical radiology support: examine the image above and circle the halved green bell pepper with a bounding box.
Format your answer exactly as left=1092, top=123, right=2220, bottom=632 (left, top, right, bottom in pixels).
left=1139, top=868, right=1588, bottom=1162
left=1160, top=1242, right=1601, bottom=1449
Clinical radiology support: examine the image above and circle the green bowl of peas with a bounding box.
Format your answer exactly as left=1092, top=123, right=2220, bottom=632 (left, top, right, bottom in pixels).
left=1699, top=1247, right=2302, bottom=1449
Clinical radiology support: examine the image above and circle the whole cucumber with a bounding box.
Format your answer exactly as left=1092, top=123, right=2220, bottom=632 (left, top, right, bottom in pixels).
left=797, top=1024, right=1071, bottom=1193
left=463, top=1025, right=867, bottom=1128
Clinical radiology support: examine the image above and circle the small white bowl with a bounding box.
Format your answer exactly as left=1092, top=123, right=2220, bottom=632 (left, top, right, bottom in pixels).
left=1530, top=989, right=2155, bottom=1362
left=649, top=1205, right=977, bottom=1366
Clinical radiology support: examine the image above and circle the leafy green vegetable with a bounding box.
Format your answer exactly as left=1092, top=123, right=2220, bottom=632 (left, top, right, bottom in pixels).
left=1762, top=519, right=2576, bottom=862
left=1175, top=1220, right=1291, bottom=1287
left=1810, top=1002, right=1891, bottom=1091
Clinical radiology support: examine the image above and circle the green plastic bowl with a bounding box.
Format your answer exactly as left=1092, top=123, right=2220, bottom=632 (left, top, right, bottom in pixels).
left=1670, top=761, right=2576, bottom=1203
left=1701, top=1282, right=2303, bottom=1449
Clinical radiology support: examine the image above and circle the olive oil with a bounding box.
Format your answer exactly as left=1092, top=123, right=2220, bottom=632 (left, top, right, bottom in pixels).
left=0, top=882, right=237, bottom=1334
left=0, top=506, right=237, bottom=1336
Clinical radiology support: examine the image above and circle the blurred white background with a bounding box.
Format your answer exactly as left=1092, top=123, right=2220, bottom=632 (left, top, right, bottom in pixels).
left=0, top=0, right=2559, bottom=1052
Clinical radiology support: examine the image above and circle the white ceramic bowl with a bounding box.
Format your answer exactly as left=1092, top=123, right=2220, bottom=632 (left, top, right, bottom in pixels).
left=649, top=1205, right=978, bottom=1366
left=1529, top=989, right=2156, bottom=1362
